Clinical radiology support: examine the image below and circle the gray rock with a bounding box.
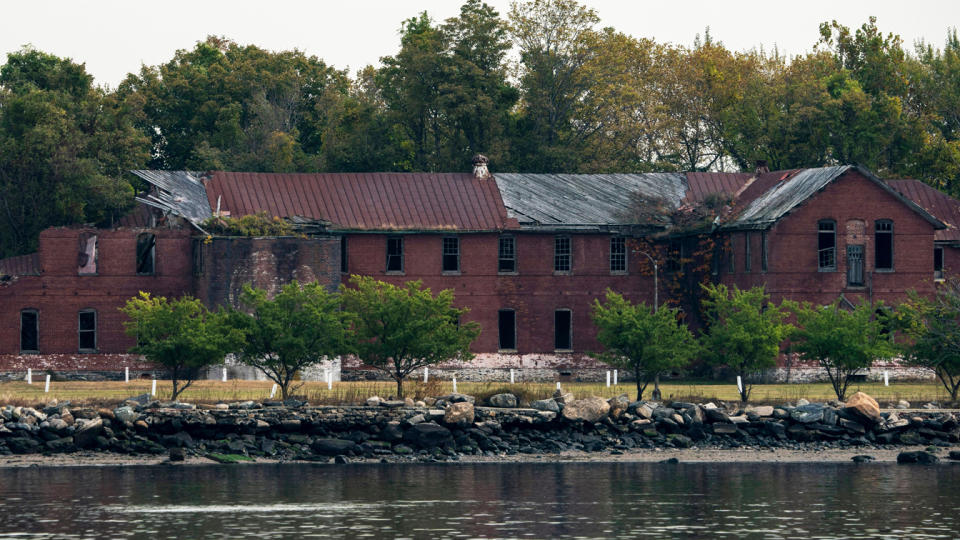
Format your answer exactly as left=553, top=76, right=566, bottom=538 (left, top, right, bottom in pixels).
left=393, top=444, right=414, bottom=455
left=531, top=399, right=560, bottom=413
left=608, top=394, right=631, bottom=418
left=7, top=437, right=41, bottom=454
left=74, top=418, right=103, bottom=449
left=443, top=402, right=475, bottom=426
left=922, top=402, right=939, bottom=410
left=403, top=422, right=453, bottom=448
left=747, top=405, right=774, bottom=417
left=791, top=404, right=825, bottom=424
left=728, top=415, right=749, bottom=424
left=113, top=406, right=139, bottom=424
left=311, top=438, right=358, bottom=456
left=561, top=397, right=611, bottom=423
left=796, top=398, right=810, bottom=406
left=487, top=393, right=518, bottom=408
left=840, top=418, right=866, bottom=434
left=712, top=423, right=738, bottom=434
left=125, top=394, right=152, bottom=406
left=851, top=455, right=875, bottom=463
left=821, top=407, right=838, bottom=426
left=896, top=400, right=910, bottom=409
left=380, top=400, right=406, bottom=408
left=705, top=408, right=731, bottom=423
left=44, top=437, right=75, bottom=453
left=366, top=396, right=382, bottom=407
left=406, top=414, right=426, bottom=425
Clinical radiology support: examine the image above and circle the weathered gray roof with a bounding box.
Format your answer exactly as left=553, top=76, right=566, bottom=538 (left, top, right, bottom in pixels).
left=493, top=173, right=687, bottom=228
left=130, top=170, right=212, bottom=225
left=725, top=165, right=945, bottom=230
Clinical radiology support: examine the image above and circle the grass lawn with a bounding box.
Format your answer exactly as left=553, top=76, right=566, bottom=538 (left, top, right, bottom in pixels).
left=0, top=378, right=952, bottom=408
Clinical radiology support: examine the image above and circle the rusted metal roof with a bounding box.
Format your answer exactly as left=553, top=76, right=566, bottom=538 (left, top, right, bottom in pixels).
left=889, top=179, right=960, bottom=242
left=0, top=253, right=40, bottom=277
left=683, top=172, right=753, bottom=203
left=494, top=173, right=686, bottom=228
left=130, top=170, right=212, bottom=226
left=203, top=172, right=513, bottom=231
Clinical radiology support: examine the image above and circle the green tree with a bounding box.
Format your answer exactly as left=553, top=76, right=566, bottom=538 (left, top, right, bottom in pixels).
left=231, top=281, right=351, bottom=400
left=120, top=292, right=240, bottom=400
left=898, top=283, right=960, bottom=402
left=700, top=284, right=790, bottom=402
left=591, top=290, right=699, bottom=401
left=787, top=299, right=897, bottom=401
left=0, top=47, right=148, bottom=258
left=339, top=275, right=479, bottom=398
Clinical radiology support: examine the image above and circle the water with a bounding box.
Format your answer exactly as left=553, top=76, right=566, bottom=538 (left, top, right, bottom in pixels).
left=0, top=462, right=957, bottom=539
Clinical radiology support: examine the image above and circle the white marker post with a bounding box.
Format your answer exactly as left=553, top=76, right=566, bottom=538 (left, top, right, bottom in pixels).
left=736, top=376, right=743, bottom=395
left=613, top=370, right=618, bottom=386
left=44, top=374, right=50, bottom=393
left=556, top=381, right=561, bottom=391
left=125, top=366, right=129, bottom=384
left=884, top=371, right=889, bottom=387
left=452, top=376, right=458, bottom=394
left=326, top=370, right=332, bottom=390
left=270, top=383, right=278, bottom=399
left=510, top=369, right=515, bottom=384
left=423, top=367, right=429, bottom=383
left=222, top=367, right=227, bottom=382
left=606, top=371, right=611, bottom=388
left=27, top=368, right=32, bottom=385
left=151, top=379, right=157, bottom=397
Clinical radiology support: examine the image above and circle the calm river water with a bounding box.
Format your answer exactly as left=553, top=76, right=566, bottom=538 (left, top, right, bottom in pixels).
left=0, top=461, right=957, bottom=539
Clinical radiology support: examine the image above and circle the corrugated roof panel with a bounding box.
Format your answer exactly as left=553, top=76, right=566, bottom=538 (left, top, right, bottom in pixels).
left=0, top=253, right=40, bottom=277
left=889, top=179, right=960, bottom=242
left=130, top=170, right=212, bottom=225
left=728, top=166, right=850, bottom=229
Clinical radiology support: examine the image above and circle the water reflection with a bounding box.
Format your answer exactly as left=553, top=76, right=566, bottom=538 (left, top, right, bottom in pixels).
left=0, top=462, right=956, bottom=539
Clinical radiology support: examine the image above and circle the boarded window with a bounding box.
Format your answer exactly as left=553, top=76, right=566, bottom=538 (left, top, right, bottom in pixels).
left=744, top=232, right=752, bottom=272
left=935, top=246, right=944, bottom=280
left=818, top=220, right=836, bottom=271
left=78, top=310, right=97, bottom=352
left=442, top=237, right=460, bottom=272
left=498, top=309, right=516, bottom=350
left=554, top=310, right=572, bottom=350
left=78, top=233, right=97, bottom=274
left=554, top=236, right=571, bottom=272
left=847, top=245, right=864, bottom=286
left=610, top=237, right=626, bottom=273
left=761, top=232, right=768, bottom=272
left=386, top=236, right=403, bottom=272
left=136, top=233, right=156, bottom=275
left=498, top=236, right=516, bottom=273
left=875, top=220, right=893, bottom=270
left=20, top=310, right=38, bottom=353
left=340, top=236, right=348, bottom=273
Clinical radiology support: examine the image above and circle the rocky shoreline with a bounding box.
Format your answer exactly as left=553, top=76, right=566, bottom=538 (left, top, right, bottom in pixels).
left=2, top=391, right=959, bottom=466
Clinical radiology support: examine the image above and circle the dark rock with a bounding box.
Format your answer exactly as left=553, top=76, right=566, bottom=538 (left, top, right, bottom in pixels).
left=897, top=451, right=940, bottom=464
left=334, top=455, right=350, bottom=464
left=791, top=404, right=825, bottom=424
left=712, top=423, right=738, bottom=435
left=705, top=409, right=731, bottom=423
left=380, top=422, right=404, bottom=442
left=948, top=450, right=960, bottom=461
left=393, top=444, right=414, bottom=455
left=44, top=437, right=75, bottom=453
left=380, top=400, right=406, bottom=408
left=403, top=422, right=453, bottom=449
left=851, top=454, right=875, bottom=463
left=840, top=418, right=866, bottom=434
left=659, top=457, right=680, bottom=464
left=311, top=438, right=358, bottom=456
left=74, top=418, right=103, bottom=449
left=124, top=394, right=152, bottom=406
left=531, top=399, right=559, bottom=413
left=169, top=447, right=186, bottom=462
left=7, top=437, right=41, bottom=454
left=487, top=393, right=518, bottom=408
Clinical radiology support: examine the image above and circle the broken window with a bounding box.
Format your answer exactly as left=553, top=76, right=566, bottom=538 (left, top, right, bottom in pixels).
left=340, top=236, right=348, bottom=274
left=935, top=246, right=944, bottom=280
left=818, top=220, right=836, bottom=271
left=744, top=232, right=752, bottom=272
left=136, top=233, right=156, bottom=275
left=847, top=245, right=864, bottom=287
left=442, top=236, right=460, bottom=273
left=498, top=309, right=516, bottom=350
left=78, top=233, right=97, bottom=274
left=78, top=309, right=97, bottom=352
left=20, top=309, right=38, bottom=353
left=875, top=220, right=893, bottom=271
left=386, top=236, right=403, bottom=272
left=665, top=240, right=681, bottom=272
left=761, top=231, right=768, bottom=272
left=554, top=236, right=571, bottom=272
left=554, top=309, right=572, bottom=350
left=498, top=235, right=516, bottom=273
left=610, top=237, right=627, bottom=273
left=192, top=238, right=204, bottom=276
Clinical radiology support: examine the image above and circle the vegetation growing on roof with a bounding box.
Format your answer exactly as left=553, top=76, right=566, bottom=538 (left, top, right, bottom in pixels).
left=202, top=212, right=295, bottom=237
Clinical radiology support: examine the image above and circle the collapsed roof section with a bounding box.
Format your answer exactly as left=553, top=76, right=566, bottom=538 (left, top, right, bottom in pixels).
left=130, top=170, right=212, bottom=227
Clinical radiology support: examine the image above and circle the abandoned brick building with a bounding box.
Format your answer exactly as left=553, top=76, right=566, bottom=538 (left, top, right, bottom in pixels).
left=1, top=160, right=957, bottom=381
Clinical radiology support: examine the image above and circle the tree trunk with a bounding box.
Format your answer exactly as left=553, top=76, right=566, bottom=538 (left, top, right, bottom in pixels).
left=396, top=377, right=404, bottom=399
left=634, top=365, right=643, bottom=401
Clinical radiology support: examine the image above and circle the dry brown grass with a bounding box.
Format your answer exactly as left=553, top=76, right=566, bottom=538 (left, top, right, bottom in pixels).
left=0, top=379, right=951, bottom=408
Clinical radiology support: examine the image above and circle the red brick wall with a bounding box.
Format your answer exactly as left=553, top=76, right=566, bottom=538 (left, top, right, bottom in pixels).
left=343, top=232, right=654, bottom=355
left=0, top=227, right=192, bottom=360
left=720, top=169, right=938, bottom=306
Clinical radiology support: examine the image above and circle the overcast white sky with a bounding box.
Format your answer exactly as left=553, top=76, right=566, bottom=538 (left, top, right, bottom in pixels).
left=1, top=1, right=958, bottom=88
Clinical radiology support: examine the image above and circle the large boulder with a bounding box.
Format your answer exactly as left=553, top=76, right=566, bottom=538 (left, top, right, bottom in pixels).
left=531, top=399, right=560, bottom=413
left=403, top=422, right=454, bottom=449
left=487, top=393, right=518, bottom=408
left=73, top=418, right=103, bottom=449
left=311, top=438, right=358, bottom=456
left=845, top=392, right=882, bottom=424
left=561, top=397, right=611, bottom=423
left=897, top=451, right=940, bottom=464
left=608, top=394, right=631, bottom=419
left=113, top=406, right=139, bottom=424
left=444, top=402, right=475, bottom=426
left=791, top=404, right=825, bottom=424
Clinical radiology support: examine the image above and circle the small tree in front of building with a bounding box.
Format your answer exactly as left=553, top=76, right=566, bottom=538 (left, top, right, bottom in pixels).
left=231, top=281, right=352, bottom=400
left=787, top=299, right=896, bottom=401
left=591, top=290, right=699, bottom=401
left=896, top=284, right=960, bottom=403
left=120, top=292, right=241, bottom=400
left=700, top=283, right=791, bottom=402
left=339, top=275, right=480, bottom=399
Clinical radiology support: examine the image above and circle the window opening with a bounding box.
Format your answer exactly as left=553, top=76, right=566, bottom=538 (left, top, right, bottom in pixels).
left=610, top=237, right=627, bottom=273
left=875, top=220, right=893, bottom=271
left=935, top=246, right=944, bottom=280
left=818, top=220, right=836, bottom=271
left=498, top=309, right=517, bottom=350
left=78, top=233, right=97, bottom=274
left=340, top=236, right=348, bottom=273
left=20, top=310, right=38, bottom=353
left=761, top=231, right=768, bottom=272
left=744, top=232, right=752, bottom=272
left=554, top=236, right=571, bottom=272
left=442, top=237, right=460, bottom=272
left=554, top=310, right=572, bottom=350
left=386, top=236, right=404, bottom=272
left=136, top=233, right=156, bottom=275
left=728, top=236, right=735, bottom=273
left=78, top=310, right=97, bottom=352
left=847, top=245, right=864, bottom=287
left=192, top=238, right=204, bottom=276
left=498, top=236, right=516, bottom=273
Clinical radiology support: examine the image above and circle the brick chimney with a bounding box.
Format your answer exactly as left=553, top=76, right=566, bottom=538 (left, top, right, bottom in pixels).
left=755, top=159, right=770, bottom=175
left=472, top=154, right=490, bottom=179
